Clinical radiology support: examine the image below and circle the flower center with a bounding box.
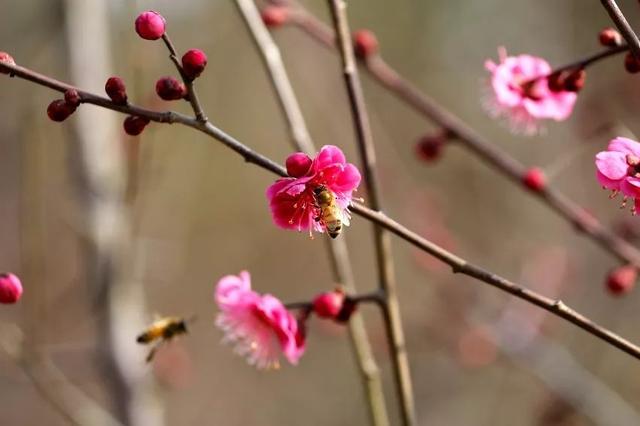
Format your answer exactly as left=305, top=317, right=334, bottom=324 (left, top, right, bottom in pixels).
left=626, top=154, right=640, bottom=177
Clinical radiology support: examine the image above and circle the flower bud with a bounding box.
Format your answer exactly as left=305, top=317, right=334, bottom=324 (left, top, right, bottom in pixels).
left=416, top=134, right=444, bottom=162
left=353, top=29, right=379, bottom=59
left=261, top=6, right=289, bottom=28
left=135, top=10, right=166, bottom=40
left=64, top=89, right=81, bottom=108
left=599, top=27, right=622, bottom=47
left=522, top=167, right=546, bottom=192
left=0, top=273, right=22, bottom=304
left=181, top=49, right=208, bottom=80
left=0, top=51, right=16, bottom=74
left=123, top=115, right=151, bottom=136
left=155, top=76, right=187, bottom=101
left=547, top=71, right=566, bottom=93
left=606, top=265, right=637, bottom=295
left=47, top=99, right=75, bottom=122
left=624, top=52, right=640, bottom=74
left=563, top=69, right=586, bottom=92
left=285, top=152, right=312, bottom=177
left=312, top=291, right=345, bottom=319
left=105, top=77, right=128, bottom=104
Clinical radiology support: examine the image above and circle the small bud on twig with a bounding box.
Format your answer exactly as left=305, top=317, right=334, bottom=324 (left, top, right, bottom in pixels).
left=261, top=6, right=289, bottom=28
left=105, top=77, right=128, bottom=105
left=135, top=10, right=166, bottom=40
left=181, top=49, right=208, bottom=80
left=155, top=76, right=187, bottom=101
left=353, top=29, right=379, bottom=59
left=606, top=265, right=637, bottom=295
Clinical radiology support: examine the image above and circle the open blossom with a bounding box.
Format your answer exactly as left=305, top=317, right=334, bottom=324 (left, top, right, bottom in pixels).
left=595, top=137, right=640, bottom=214
left=484, top=47, right=577, bottom=135
left=215, top=271, right=304, bottom=369
left=267, top=145, right=361, bottom=237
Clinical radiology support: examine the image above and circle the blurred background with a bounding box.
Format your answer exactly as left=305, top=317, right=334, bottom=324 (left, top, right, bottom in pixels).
left=2, top=0, right=640, bottom=425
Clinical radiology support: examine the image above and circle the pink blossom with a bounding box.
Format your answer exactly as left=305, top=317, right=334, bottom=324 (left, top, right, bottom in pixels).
left=484, top=47, right=577, bottom=135
left=595, top=137, right=640, bottom=214
left=267, top=145, right=361, bottom=237
left=214, top=271, right=304, bottom=369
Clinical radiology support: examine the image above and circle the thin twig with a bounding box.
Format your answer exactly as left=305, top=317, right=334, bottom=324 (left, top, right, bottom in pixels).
left=326, top=1, right=415, bottom=424
left=3, top=61, right=640, bottom=363
left=233, top=1, right=389, bottom=423
left=599, top=0, right=640, bottom=60
left=161, top=33, right=208, bottom=122
left=280, top=3, right=640, bottom=268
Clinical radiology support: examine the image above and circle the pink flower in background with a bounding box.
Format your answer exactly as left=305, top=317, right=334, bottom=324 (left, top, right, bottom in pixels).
left=215, top=271, right=305, bottom=369
left=484, top=47, right=577, bottom=135
left=267, top=145, right=361, bottom=237
left=595, top=137, right=640, bottom=214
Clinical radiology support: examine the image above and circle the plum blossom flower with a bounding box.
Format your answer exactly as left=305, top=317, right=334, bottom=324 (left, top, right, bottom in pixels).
left=484, top=47, right=577, bottom=135
left=267, top=145, right=361, bottom=237
left=595, top=137, right=640, bottom=214
left=215, top=271, right=305, bottom=369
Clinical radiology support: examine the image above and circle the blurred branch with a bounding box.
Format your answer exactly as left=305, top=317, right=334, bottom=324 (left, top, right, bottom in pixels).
left=4, top=56, right=640, bottom=369
left=0, top=324, right=123, bottom=426
left=599, top=0, right=640, bottom=60
left=233, top=1, right=388, bottom=424
left=325, top=1, right=415, bottom=425
left=63, top=0, right=162, bottom=424
left=275, top=0, right=640, bottom=269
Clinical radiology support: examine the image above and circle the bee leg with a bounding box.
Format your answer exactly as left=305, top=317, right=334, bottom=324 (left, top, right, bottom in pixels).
left=146, top=346, right=158, bottom=363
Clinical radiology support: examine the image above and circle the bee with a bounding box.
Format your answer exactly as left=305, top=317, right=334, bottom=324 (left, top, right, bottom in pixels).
left=313, top=185, right=343, bottom=238
left=136, top=316, right=192, bottom=363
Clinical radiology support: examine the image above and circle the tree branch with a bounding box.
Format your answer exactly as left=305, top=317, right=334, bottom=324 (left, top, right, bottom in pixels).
left=3, top=60, right=640, bottom=367
left=325, top=1, right=415, bottom=424
left=599, top=0, right=640, bottom=60
left=233, top=0, right=389, bottom=424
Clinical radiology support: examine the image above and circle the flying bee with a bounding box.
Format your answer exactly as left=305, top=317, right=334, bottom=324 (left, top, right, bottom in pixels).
left=313, top=185, right=343, bottom=238
left=136, top=316, right=193, bottom=363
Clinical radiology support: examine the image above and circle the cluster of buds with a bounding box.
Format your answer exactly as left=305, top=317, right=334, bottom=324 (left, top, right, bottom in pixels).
left=47, top=89, right=81, bottom=122
left=547, top=68, right=587, bottom=93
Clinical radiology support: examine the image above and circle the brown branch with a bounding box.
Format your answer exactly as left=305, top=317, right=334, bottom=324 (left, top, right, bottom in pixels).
left=3, top=60, right=640, bottom=368
left=280, top=3, right=640, bottom=269
left=326, top=1, right=415, bottom=424
left=599, top=0, right=640, bottom=60
left=233, top=1, right=389, bottom=424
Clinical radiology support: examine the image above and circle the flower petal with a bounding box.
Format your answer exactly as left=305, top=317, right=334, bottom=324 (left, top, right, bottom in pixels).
left=595, top=151, right=628, bottom=180
left=608, top=137, right=640, bottom=158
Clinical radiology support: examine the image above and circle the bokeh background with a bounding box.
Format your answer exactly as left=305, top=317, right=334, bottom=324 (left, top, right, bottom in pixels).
left=2, top=0, right=640, bottom=425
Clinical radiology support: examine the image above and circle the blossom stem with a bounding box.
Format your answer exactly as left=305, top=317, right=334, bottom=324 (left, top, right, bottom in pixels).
left=4, top=60, right=640, bottom=378
left=599, top=0, right=640, bottom=60
left=326, top=1, right=416, bottom=425
left=161, top=33, right=208, bottom=122
left=233, top=1, right=389, bottom=424
left=277, top=0, right=640, bottom=268
left=285, top=291, right=383, bottom=311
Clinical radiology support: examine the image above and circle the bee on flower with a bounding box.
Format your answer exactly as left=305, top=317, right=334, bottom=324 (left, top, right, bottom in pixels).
left=266, top=145, right=361, bottom=238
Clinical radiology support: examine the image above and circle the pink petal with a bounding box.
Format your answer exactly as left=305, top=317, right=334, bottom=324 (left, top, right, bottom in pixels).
left=608, top=137, right=640, bottom=158
left=595, top=151, right=628, bottom=180
left=596, top=170, right=620, bottom=191
left=314, top=145, right=346, bottom=170
left=622, top=178, right=640, bottom=198
left=332, top=163, right=362, bottom=193
left=216, top=271, right=253, bottom=308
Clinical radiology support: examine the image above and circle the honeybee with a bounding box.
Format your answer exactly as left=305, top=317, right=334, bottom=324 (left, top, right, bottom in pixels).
left=313, top=185, right=343, bottom=238
left=136, top=316, right=192, bottom=363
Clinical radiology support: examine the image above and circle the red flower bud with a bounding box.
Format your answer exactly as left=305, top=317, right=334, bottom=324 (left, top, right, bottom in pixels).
left=123, top=115, right=151, bottom=136
left=0, top=51, right=16, bottom=74
left=416, top=134, right=445, bottom=162
left=261, top=6, right=289, bottom=28
left=47, top=99, right=75, bottom=122
left=155, top=76, right=187, bottom=101
left=522, top=167, right=546, bottom=192
left=606, top=265, right=637, bottom=296
left=64, top=89, right=81, bottom=108
left=105, top=77, right=128, bottom=104
left=285, top=152, right=312, bottom=177
left=547, top=71, right=566, bottom=93
left=181, top=49, right=208, bottom=80
left=624, top=52, right=640, bottom=74
left=312, top=291, right=345, bottom=319
left=135, top=10, right=166, bottom=40
left=353, top=29, right=379, bottom=59
left=563, top=69, right=586, bottom=92
left=0, top=273, right=22, bottom=304
left=599, top=27, right=622, bottom=47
